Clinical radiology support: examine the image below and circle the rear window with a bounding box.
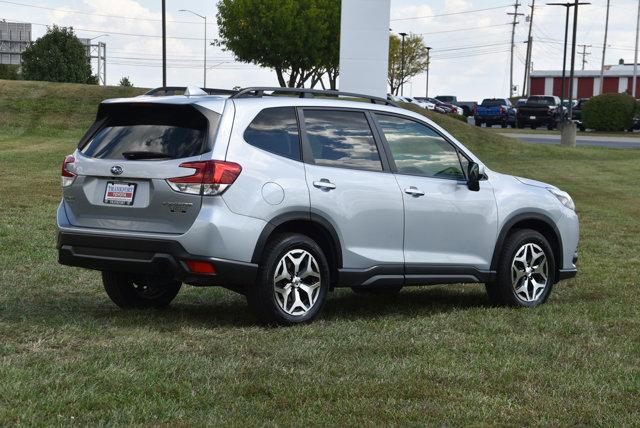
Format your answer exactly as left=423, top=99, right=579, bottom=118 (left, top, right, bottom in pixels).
left=481, top=99, right=507, bottom=107
left=526, top=96, right=556, bottom=106
left=80, top=104, right=216, bottom=160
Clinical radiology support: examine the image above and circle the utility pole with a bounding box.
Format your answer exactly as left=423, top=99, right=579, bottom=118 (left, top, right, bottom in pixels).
left=522, top=0, right=536, bottom=97
left=425, top=46, right=432, bottom=97
left=633, top=0, right=640, bottom=97
left=508, top=2, right=524, bottom=98
left=399, top=32, right=407, bottom=96
left=578, top=44, right=591, bottom=70
left=599, top=0, right=610, bottom=95
left=162, top=0, right=167, bottom=87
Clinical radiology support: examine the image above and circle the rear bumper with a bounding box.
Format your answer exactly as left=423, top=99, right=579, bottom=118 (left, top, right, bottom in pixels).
left=57, top=231, right=257, bottom=286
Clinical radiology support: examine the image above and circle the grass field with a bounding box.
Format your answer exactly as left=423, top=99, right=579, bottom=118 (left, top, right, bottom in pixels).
left=1, top=80, right=639, bottom=425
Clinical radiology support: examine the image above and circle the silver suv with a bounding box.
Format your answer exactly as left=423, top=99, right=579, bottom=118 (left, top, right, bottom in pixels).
left=57, top=87, right=579, bottom=325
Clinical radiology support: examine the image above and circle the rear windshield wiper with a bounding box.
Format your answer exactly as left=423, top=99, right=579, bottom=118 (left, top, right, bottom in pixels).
left=122, top=151, right=174, bottom=160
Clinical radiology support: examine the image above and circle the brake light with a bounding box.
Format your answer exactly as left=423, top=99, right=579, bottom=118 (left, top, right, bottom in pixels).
left=167, top=160, right=242, bottom=195
left=500, top=106, right=506, bottom=114
left=471, top=105, right=477, bottom=115
left=61, top=155, right=76, bottom=187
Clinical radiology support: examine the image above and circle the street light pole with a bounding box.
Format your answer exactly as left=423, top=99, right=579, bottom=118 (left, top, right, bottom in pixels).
left=547, top=3, right=571, bottom=102
left=162, top=0, right=166, bottom=87
left=633, top=0, right=640, bottom=97
left=425, top=46, right=431, bottom=98
left=180, top=9, right=208, bottom=88
left=399, top=32, right=407, bottom=96
left=568, top=0, right=589, bottom=120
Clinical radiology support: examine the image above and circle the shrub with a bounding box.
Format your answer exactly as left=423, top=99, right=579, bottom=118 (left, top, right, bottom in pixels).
left=0, top=64, right=20, bottom=80
left=582, top=93, right=637, bottom=132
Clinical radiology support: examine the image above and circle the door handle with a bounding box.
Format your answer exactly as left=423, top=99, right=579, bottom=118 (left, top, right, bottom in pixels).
left=404, top=186, right=425, bottom=197
left=313, top=179, right=336, bottom=191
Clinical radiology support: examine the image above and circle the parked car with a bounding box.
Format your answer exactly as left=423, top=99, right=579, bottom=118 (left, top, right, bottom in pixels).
left=57, top=86, right=579, bottom=325
left=422, top=97, right=462, bottom=115
left=572, top=98, right=589, bottom=131
left=401, top=96, right=435, bottom=110
left=435, top=95, right=477, bottom=117
left=516, top=95, right=563, bottom=130
left=473, top=98, right=517, bottom=128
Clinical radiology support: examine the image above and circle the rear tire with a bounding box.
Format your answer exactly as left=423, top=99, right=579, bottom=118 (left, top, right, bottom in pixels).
left=102, top=271, right=181, bottom=309
left=485, top=229, right=555, bottom=307
left=246, top=233, right=330, bottom=325
left=351, top=285, right=403, bottom=295
left=475, top=120, right=482, bottom=127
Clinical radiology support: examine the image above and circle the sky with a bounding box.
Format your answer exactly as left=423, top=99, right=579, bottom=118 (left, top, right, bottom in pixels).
left=1, top=0, right=639, bottom=100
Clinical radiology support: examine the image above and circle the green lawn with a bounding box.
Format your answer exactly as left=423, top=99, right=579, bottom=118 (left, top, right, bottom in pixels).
left=1, top=81, right=639, bottom=425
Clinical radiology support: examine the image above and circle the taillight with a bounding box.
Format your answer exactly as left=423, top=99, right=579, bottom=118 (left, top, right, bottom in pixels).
left=61, top=155, right=76, bottom=187
left=472, top=105, right=477, bottom=115
left=500, top=106, right=506, bottom=114
left=167, top=160, right=242, bottom=196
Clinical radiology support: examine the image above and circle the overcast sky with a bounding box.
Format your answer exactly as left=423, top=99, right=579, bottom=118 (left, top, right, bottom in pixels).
left=1, top=0, right=638, bottom=100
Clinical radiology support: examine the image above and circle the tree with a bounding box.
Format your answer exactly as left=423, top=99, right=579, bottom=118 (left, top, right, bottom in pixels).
left=21, top=25, right=96, bottom=84
left=388, top=34, right=430, bottom=95
left=215, top=0, right=340, bottom=89
left=119, top=76, right=133, bottom=87
left=0, top=64, right=20, bottom=80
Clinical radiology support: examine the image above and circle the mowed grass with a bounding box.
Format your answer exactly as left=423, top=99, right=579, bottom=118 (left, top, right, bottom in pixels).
left=1, top=80, right=639, bottom=425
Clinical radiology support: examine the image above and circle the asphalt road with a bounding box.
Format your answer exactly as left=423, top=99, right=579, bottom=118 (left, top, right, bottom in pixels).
left=500, top=133, right=640, bottom=149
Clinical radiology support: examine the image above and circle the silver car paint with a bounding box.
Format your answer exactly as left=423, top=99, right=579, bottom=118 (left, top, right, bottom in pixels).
left=57, top=94, right=580, bottom=274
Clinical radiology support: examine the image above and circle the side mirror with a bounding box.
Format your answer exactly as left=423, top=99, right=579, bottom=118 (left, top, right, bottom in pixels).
left=467, top=162, right=482, bottom=191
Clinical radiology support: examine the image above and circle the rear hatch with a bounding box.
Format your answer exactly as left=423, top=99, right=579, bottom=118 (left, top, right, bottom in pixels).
left=63, top=102, right=220, bottom=234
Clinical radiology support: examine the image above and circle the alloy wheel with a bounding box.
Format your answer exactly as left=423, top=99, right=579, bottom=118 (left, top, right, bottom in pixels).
left=511, top=243, right=549, bottom=302
left=273, top=249, right=322, bottom=316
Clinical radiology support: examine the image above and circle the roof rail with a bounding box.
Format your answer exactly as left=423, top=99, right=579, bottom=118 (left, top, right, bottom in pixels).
left=230, top=87, right=398, bottom=107
left=144, top=86, right=237, bottom=96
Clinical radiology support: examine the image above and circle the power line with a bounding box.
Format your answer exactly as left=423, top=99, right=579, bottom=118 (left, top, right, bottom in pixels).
left=390, top=4, right=513, bottom=21
left=417, top=22, right=512, bottom=36
left=432, top=41, right=513, bottom=53
left=6, top=20, right=209, bottom=41
left=0, top=0, right=204, bottom=24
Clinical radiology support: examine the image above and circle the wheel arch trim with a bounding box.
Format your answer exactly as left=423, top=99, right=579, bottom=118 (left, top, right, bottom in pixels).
left=490, top=212, right=564, bottom=274
left=251, top=211, right=343, bottom=268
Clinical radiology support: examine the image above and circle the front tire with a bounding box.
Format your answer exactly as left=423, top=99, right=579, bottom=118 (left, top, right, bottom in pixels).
left=485, top=229, right=555, bottom=307
left=102, top=271, right=182, bottom=309
left=246, top=233, right=330, bottom=325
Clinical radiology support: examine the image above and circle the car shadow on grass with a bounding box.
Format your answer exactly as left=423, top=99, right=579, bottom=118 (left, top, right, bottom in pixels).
left=3, top=285, right=492, bottom=330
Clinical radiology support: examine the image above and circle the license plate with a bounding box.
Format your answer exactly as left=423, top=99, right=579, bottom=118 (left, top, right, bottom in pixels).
left=104, top=182, right=136, bottom=206
left=529, top=115, right=536, bottom=120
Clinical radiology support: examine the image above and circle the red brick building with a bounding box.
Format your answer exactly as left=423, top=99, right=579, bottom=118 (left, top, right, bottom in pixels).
left=529, top=61, right=640, bottom=99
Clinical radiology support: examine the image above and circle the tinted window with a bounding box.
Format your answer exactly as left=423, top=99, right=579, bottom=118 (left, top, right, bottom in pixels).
left=526, top=96, right=557, bottom=106
left=304, top=110, right=382, bottom=172
left=244, top=107, right=300, bottom=160
left=375, top=114, right=464, bottom=180
left=81, top=104, right=212, bottom=160
left=481, top=99, right=508, bottom=107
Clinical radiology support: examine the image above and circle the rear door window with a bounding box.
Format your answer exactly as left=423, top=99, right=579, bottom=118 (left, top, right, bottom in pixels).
left=80, top=104, right=214, bottom=160
left=244, top=107, right=301, bottom=160
left=302, top=109, right=382, bottom=172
